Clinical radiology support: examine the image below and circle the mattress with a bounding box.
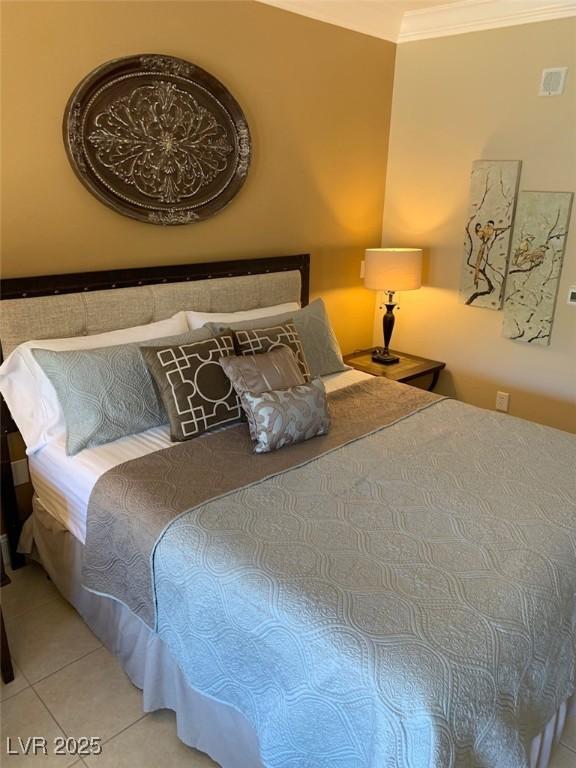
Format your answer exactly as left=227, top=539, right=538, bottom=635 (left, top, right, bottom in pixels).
left=28, top=368, right=372, bottom=543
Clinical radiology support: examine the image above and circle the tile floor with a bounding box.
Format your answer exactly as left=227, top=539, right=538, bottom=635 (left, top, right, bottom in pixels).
left=1, top=562, right=216, bottom=767
left=1, top=561, right=575, bottom=767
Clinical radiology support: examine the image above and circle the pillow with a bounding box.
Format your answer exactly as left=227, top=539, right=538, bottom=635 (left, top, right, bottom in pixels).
left=31, top=329, right=212, bottom=456
left=141, top=334, right=241, bottom=442
left=219, top=347, right=305, bottom=397
left=233, top=322, right=311, bottom=382
left=205, top=298, right=347, bottom=379
left=0, top=313, right=189, bottom=455
left=185, top=302, right=300, bottom=331
left=241, top=378, right=331, bottom=454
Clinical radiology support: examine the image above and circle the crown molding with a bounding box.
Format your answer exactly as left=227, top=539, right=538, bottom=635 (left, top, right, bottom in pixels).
left=256, top=0, right=401, bottom=42
left=257, top=0, right=576, bottom=43
left=399, top=0, right=576, bottom=43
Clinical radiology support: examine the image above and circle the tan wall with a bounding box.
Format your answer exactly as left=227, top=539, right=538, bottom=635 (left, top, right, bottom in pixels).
left=0, top=0, right=396, bottom=354
left=379, top=19, right=576, bottom=432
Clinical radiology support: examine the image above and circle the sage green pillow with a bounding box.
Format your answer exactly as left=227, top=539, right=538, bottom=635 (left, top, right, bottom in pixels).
left=205, top=298, right=347, bottom=379
left=32, top=328, right=212, bottom=455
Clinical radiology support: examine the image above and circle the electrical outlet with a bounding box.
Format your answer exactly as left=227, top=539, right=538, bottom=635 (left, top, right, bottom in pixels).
left=495, top=391, right=510, bottom=413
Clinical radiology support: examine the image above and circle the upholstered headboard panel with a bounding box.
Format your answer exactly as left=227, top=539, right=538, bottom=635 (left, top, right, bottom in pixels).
left=0, top=255, right=308, bottom=357
left=1, top=271, right=301, bottom=357
left=0, top=254, right=309, bottom=569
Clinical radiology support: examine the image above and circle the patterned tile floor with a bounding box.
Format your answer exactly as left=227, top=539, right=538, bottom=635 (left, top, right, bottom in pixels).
left=1, top=561, right=575, bottom=767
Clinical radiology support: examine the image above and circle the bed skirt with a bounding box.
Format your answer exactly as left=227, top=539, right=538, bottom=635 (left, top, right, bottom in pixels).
left=22, top=499, right=263, bottom=768
left=21, top=498, right=574, bottom=768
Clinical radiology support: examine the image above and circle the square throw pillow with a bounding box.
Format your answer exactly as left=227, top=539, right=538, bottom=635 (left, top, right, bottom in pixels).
left=205, top=298, right=347, bottom=379
left=31, top=328, right=212, bottom=456
left=241, top=378, right=331, bottom=454
left=219, top=347, right=305, bottom=397
left=141, top=334, right=241, bottom=441
left=233, top=322, right=311, bottom=382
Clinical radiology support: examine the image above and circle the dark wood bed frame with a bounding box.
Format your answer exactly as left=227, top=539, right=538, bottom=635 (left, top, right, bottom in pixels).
left=0, top=253, right=310, bottom=569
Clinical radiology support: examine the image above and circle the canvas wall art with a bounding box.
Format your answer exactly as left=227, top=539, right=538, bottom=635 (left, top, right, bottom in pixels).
left=460, top=160, right=521, bottom=309
left=502, top=191, right=573, bottom=346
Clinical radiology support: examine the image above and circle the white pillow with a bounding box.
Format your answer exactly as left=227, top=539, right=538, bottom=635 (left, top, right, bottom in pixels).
left=184, top=302, right=300, bottom=331
left=0, top=314, right=188, bottom=455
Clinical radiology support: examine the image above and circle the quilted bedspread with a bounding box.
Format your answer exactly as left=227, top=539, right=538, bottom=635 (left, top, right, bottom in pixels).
left=83, top=378, right=440, bottom=627
left=153, top=398, right=576, bottom=768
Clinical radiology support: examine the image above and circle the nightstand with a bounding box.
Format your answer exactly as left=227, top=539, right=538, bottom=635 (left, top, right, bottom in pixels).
left=344, top=348, right=445, bottom=392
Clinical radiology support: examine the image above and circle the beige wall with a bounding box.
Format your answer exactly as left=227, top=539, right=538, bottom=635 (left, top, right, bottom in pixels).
left=1, top=0, right=396, bottom=354
left=380, top=19, right=576, bottom=432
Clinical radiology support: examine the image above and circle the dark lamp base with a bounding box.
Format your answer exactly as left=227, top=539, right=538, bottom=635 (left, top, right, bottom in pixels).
left=371, top=349, right=400, bottom=365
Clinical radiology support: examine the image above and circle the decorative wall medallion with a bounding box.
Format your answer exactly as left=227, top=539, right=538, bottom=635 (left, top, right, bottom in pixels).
left=63, top=55, right=251, bottom=224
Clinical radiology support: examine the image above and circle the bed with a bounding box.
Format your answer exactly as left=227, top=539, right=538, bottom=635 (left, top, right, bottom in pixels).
left=0, top=254, right=574, bottom=768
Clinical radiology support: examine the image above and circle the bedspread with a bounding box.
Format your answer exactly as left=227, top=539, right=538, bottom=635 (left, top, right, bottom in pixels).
left=82, top=380, right=576, bottom=767
left=83, top=378, right=439, bottom=626
left=154, top=400, right=575, bottom=767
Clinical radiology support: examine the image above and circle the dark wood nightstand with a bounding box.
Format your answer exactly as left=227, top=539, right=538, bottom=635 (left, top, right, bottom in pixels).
left=344, top=348, right=445, bottom=392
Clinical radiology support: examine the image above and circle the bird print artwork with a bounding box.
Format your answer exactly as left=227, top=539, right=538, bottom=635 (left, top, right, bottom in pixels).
left=512, top=234, right=549, bottom=268
left=503, top=191, right=573, bottom=346
left=512, top=234, right=535, bottom=264
left=460, top=160, right=521, bottom=309
left=472, top=220, right=509, bottom=287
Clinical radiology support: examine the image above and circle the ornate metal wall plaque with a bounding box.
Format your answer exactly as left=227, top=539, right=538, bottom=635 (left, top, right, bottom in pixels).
left=63, top=55, right=251, bottom=224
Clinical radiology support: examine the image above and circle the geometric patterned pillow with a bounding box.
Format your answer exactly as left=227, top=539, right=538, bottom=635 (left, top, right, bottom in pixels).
left=233, top=322, right=311, bottom=382
left=141, top=334, right=241, bottom=441
left=205, top=298, right=347, bottom=378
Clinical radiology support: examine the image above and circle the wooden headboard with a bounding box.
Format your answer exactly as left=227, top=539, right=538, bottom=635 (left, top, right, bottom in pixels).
left=1, top=253, right=309, bottom=302
left=0, top=253, right=310, bottom=568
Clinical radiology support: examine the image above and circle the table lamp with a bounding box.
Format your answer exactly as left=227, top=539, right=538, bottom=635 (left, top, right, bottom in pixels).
left=363, top=248, right=422, bottom=365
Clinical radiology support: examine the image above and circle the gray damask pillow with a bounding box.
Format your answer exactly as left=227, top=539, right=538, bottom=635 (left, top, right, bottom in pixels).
left=233, top=322, right=311, bottom=382
left=141, top=334, right=241, bottom=442
left=205, top=298, right=347, bottom=378
left=32, top=328, right=212, bottom=455
left=241, top=378, right=331, bottom=454
left=219, top=347, right=305, bottom=396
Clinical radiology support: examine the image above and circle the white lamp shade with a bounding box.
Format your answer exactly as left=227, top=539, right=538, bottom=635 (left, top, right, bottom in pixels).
left=364, top=248, right=422, bottom=291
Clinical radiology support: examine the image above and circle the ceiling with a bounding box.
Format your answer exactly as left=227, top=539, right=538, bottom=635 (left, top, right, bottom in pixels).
left=256, top=0, right=576, bottom=43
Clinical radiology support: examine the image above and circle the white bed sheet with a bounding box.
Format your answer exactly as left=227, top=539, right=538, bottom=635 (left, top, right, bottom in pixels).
left=28, top=368, right=372, bottom=543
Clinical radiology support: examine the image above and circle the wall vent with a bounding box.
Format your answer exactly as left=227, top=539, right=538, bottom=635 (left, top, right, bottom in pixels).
left=539, top=67, right=567, bottom=96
